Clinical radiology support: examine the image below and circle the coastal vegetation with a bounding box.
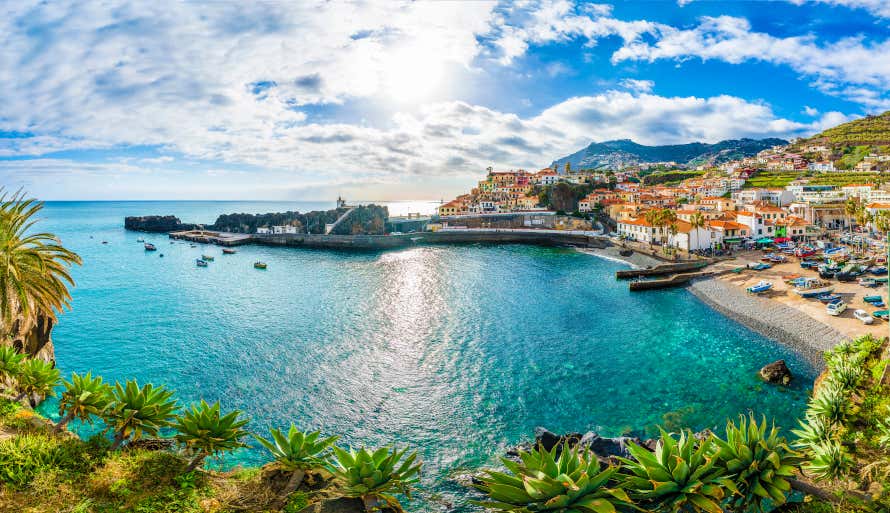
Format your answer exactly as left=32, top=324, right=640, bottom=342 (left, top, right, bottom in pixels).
left=807, top=111, right=890, bottom=146
left=641, top=170, right=705, bottom=186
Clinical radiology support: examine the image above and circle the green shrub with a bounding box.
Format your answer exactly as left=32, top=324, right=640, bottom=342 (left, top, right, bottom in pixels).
left=0, top=432, right=95, bottom=487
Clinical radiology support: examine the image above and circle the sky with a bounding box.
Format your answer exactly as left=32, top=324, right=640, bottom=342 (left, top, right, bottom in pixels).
left=1, top=0, right=889, bottom=201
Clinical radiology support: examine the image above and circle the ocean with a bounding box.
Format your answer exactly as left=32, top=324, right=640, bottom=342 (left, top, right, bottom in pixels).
left=35, top=200, right=816, bottom=511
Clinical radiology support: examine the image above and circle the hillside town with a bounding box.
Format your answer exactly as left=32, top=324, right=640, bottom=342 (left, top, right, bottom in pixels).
left=436, top=139, right=890, bottom=254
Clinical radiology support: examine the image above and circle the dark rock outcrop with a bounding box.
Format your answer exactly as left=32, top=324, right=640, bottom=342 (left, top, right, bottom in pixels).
left=124, top=215, right=197, bottom=233
left=510, top=427, right=652, bottom=465
left=760, top=359, right=792, bottom=385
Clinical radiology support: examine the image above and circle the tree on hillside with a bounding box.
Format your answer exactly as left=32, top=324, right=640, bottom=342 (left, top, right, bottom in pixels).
left=0, top=189, right=81, bottom=357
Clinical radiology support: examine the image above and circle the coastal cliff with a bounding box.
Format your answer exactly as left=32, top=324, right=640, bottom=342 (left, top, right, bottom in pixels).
left=124, top=215, right=197, bottom=233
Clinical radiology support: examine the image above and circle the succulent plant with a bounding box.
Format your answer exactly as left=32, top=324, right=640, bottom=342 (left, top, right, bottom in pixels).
left=803, top=440, right=853, bottom=482
left=174, top=400, right=250, bottom=472
left=328, top=446, right=421, bottom=512
left=710, top=414, right=798, bottom=512
left=618, top=429, right=731, bottom=513
left=0, top=346, right=25, bottom=391
left=791, top=415, right=833, bottom=448
left=13, top=358, right=60, bottom=407
left=255, top=425, right=338, bottom=507
left=104, top=379, right=178, bottom=450
left=807, top=382, right=849, bottom=426
left=474, top=443, right=632, bottom=512
left=55, top=371, right=111, bottom=432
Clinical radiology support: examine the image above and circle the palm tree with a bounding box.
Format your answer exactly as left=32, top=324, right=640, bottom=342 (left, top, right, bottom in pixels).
left=689, top=212, right=706, bottom=253
left=874, top=210, right=890, bottom=240
left=0, top=345, right=25, bottom=393
left=644, top=210, right=661, bottom=247
left=255, top=425, right=338, bottom=509
left=844, top=197, right=860, bottom=236
left=0, top=189, right=82, bottom=345
left=54, top=372, right=111, bottom=433
left=174, top=400, right=250, bottom=472
left=13, top=358, right=60, bottom=407
left=104, top=379, right=178, bottom=450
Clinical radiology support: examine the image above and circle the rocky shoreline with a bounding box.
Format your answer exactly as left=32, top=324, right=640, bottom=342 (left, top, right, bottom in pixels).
left=577, top=245, right=664, bottom=269
left=688, top=277, right=843, bottom=366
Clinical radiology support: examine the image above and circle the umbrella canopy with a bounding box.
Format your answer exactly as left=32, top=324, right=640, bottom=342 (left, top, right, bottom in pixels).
left=756, top=237, right=774, bottom=244
left=774, top=237, right=791, bottom=243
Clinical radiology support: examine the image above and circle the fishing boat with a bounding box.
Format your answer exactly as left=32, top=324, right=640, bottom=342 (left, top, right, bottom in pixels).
left=870, top=266, right=888, bottom=275
left=254, top=261, right=267, bottom=270
left=137, top=238, right=145, bottom=242
left=196, top=259, right=208, bottom=267
left=795, top=247, right=816, bottom=258
left=859, top=277, right=879, bottom=288
left=746, top=281, right=773, bottom=294
left=876, top=277, right=889, bottom=284
left=800, top=260, right=819, bottom=269
left=769, top=254, right=788, bottom=263
left=873, top=310, right=889, bottom=320
left=864, top=295, right=884, bottom=303
left=144, top=243, right=157, bottom=251
left=201, top=254, right=214, bottom=261
left=792, top=278, right=834, bottom=298
left=222, top=248, right=237, bottom=254
left=817, top=293, right=841, bottom=303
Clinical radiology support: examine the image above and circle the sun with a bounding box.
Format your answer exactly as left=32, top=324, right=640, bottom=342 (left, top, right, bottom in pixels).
left=380, top=44, right=445, bottom=104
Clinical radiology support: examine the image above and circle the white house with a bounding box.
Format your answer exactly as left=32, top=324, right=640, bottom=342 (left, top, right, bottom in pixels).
left=271, top=225, right=298, bottom=234
left=668, top=220, right=714, bottom=251
left=256, top=227, right=271, bottom=234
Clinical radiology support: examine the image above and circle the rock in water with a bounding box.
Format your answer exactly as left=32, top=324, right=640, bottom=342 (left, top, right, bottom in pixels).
left=760, top=359, right=792, bottom=385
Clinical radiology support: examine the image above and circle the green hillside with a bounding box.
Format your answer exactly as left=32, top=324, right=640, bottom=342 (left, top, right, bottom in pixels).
left=809, top=110, right=890, bottom=145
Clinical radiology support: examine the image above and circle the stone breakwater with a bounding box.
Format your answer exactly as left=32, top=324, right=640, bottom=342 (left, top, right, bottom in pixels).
left=689, top=277, right=844, bottom=366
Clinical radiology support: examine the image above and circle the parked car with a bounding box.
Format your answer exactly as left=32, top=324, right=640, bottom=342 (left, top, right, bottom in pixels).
left=826, top=300, right=847, bottom=316
left=854, top=309, right=875, bottom=324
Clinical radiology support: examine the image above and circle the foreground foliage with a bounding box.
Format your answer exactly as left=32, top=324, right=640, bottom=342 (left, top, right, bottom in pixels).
left=328, top=446, right=422, bottom=511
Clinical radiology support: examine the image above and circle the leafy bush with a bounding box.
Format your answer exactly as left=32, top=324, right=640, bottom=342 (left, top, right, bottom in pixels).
left=104, top=380, right=178, bottom=450
left=803, top=440, right=853, bottom=482
left=173, top=400, right=249, bottom=471
left=808, top=382, right=849, bottom=426
left=0, top=432, right=95, bottom=487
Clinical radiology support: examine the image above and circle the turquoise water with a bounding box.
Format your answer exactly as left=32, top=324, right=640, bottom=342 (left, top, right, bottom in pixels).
left=35, top=201, right=815, bottom=511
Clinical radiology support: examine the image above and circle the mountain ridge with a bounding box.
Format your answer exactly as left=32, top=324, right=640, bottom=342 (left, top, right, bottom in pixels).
left=550, top=138, right=788, bottom=171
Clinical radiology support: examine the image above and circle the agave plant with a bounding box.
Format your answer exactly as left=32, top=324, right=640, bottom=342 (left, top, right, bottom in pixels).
left=104, top=379, right=178, bottom=450
left=174, top=400, right=250, bottom=472
left=791, top=415, right=833, bottom=448
left=0, top=345, right=25, bottom=392
left=710, top=414, right=798, bottom=512
left=54, top=371, right=112, bottom=433
left=328, top=446, right=422, bottom=512
left=830, top=358, right=865, bottom=391
left=807, top=382, right=849, bottom=426
left=13, top=358, right=60, bottom=407
left=474, top=443, right=632, bottom=512
left=803, top=440, right=853, bottom=482
left=254, top=425, right=338, bottom=508
left=618, top=429, right=731, bottom=513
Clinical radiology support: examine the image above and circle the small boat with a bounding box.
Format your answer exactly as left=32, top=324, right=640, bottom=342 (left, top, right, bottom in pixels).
left=875, top=277, right=889, bottom=284
left=859, top=277, right=879, bottom=288
left=769, top=255, right=788, bottom=263
left=201, top=254, right=214, bottom=261
left=190, top=244, right=197, bottom=248
left=254, top=261, right=268, bottom=270
left=875, top=301, right=887, bottom=308
left=101, top=241, right=108, bottom=244
left=750, top=263, right=772, bottom=271
left=817, top=293, right=841, bottom=303
left=793, top=278, right=834, bottom=298
left=746, top=281, right=773, bottom=294
left=873, top=310, right=889, bottom=320
left=854, top=309, right=875, bottom=324
left=144, top=243, right=157, bottom=251
left=159, top=253, right=164, bottom=258
left=222, top=248, right=237, bottom=255
left=196, top=259, right=208, bottom=267
left=800, top=260, right=819, bottom=269
left=826, top=300, right=847, bottom=316
left=870, top=266, right=888, bottom=275
left=863, top=295, right=884, bottom=303
left=137, top=238, right=145, bottom=242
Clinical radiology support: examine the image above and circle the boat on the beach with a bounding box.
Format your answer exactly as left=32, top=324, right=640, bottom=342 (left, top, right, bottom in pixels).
left=795, top=246, right=816, bottom=258
left=870, top=266, right=888, bottom=275
left=792, top=278, right=834, bottom=298
left=873, top=310, right=889, bottom=320
left=201, top=254, right=214, bottom=261
left=144, top=243, right=157, bottom=251
left=817, top=293, right=841, bottom=303
left=222, top=248, right=237, bottom=254
left=800, top=260, right=819, bottom=269
left=746, top=281, right=773, bottom=294
left=254, top=261, right=267, bottom=270
left=196, top=259, right=208, bottom=267
left=859, top=277, right=879, bottom=288
left=864, top=295, right=884, bottom=303
left=750, top=263, right=772, bottom=271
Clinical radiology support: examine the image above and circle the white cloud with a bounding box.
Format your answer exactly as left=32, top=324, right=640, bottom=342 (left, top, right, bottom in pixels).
left=803, top=106, right=820, bottom=116
left=491, top=2, right=890, bottom=109
left=620, top=79, right=655, bottom=93
left=790, top=0, right=890, bottom=18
